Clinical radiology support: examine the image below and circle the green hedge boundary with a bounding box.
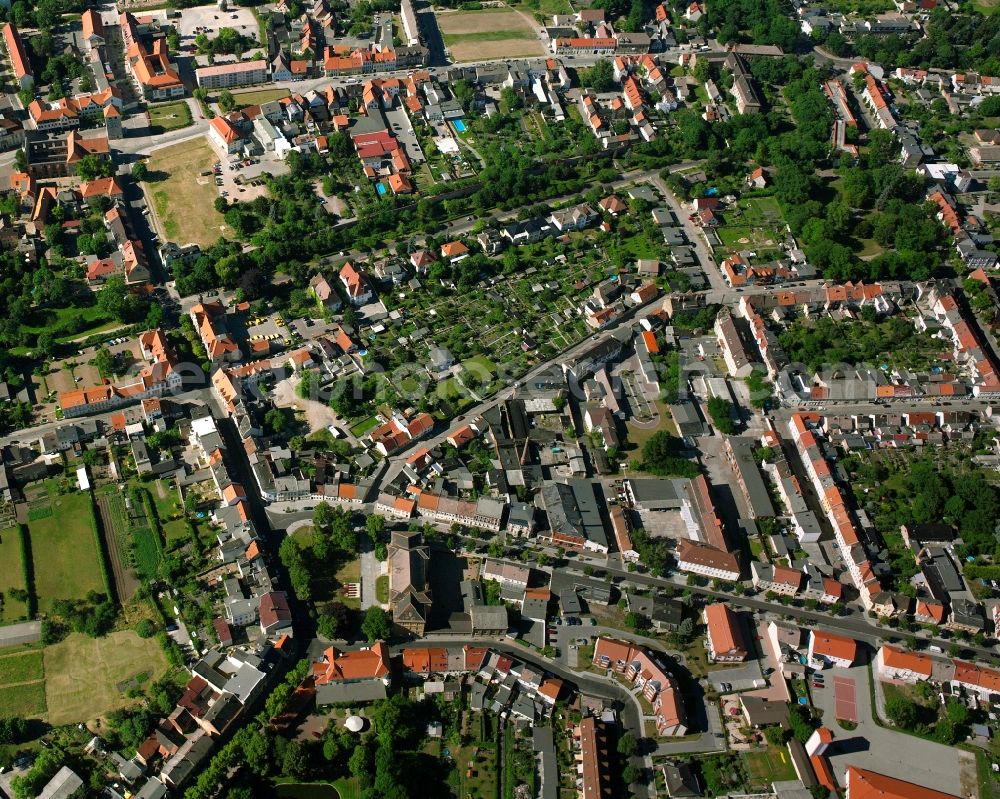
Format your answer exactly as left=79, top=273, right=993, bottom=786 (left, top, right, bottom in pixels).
left=17, top=523, right=37, bottom=618
left=88, top=494, right=117, bottom=604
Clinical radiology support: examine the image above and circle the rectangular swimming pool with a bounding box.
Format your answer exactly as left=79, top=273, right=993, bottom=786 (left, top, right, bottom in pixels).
left=453, top=119, right=467, bottom=133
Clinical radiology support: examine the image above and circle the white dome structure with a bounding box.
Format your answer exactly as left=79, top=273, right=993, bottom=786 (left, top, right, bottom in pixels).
left=345, top=715, right=365, bottom=733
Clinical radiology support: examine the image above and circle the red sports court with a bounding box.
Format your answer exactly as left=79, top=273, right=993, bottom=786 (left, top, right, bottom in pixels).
left=833, top=676, right=858, bottom=723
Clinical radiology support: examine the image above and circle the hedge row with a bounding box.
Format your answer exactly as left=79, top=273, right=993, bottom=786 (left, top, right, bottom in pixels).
left=17, top=524, right=37, bottom=618
left=88, top=496, right=117, bottom=604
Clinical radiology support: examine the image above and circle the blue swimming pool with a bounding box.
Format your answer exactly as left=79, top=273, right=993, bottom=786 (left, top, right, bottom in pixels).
left=375, top=182, right=387, bottom=196
left=453, top=119, right=467, bottom=133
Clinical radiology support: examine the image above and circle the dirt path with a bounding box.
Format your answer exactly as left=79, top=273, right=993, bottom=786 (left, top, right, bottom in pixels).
left=95, top=494, right=140, bottom=602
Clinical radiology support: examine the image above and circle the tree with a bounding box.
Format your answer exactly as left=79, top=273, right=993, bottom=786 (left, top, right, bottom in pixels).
left=884, top=694, right=919, bottom=729
left=580, top=59, right=615, bottom=92
left=313, top=502, right=334, bottom=531
left=707, top=395, right=736, bottom=434
left=764, top=725, right=787, bottom=746
left=75, top=154, right=114, bottom=181
left=361, top=606, right=391, bottom=642
left=93, top=346, right=115, bottom=379
left=13, top=148, right=26, bottom=172
left=131, top=160, right=148, bottom=181
left=242, top=728, right=272, bottom=776
left=218, top=89, right=235, bottom=113
left=788, top=705, right=815, bottom=743
left=641, top=431, right=698, bottom=477
left=98, top=276, right=148, bottom=323
left=617, top=732, right=638, bottom=757
left=0, top=716, right=28, bottom=744
left=622, top=764, right=641, bottom=785
left=317, top=611, right=342, bottom=639
left=281, top=739, right=310, bottom=779
left=366, top=513, right=385, bottom=541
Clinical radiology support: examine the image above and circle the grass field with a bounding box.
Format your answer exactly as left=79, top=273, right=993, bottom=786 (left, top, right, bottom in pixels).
left=152, top=480, right=189, bottom=543
left=333, top=778, right=361, bottom=799
left=518, top=0, right=572, bottom=16
left=376, top=575, right=389, bottom=604
left=44, top=630, right=169, bottom=725
left=333, top=558, right=361, bottom=610
left=132, top=527, right=161, bottom=579
left=28, top=493, right=106, bottom=612
left=744, top=743, right=797, bottom=784
left=146, top=137, right=232, bottom=247
left=349, top=415, right=380, bottom=437
left=233, top=88, right=290, bottom=107
left=437, top=9, right=545, bottom=61
left=0, top=682, right=47, bottom=718
left=0, top=527, right=28, bottom=624
left=0, top=650, right=43, bottom=684
left=148, top=101, right=193, bottom=133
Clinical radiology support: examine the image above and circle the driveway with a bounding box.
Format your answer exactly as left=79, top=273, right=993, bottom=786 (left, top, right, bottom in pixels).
left=707, top=659, right=764, bottom=692
left=810, top=663, right=967, bottom=796
left=0, top=620, right=40, bottom=648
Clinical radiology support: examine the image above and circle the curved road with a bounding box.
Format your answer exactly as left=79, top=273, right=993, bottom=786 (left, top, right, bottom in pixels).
left=387, top=637, right=653, bottom=798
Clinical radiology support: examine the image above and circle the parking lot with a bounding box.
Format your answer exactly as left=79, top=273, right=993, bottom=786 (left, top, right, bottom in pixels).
left=208, top=146, right=288, bottom=203
left=246, top=314, right=295, bottom=349
left=811, top=663, right=967, bottom=796
left=385, top=106, right=426, bottom=164
left=175, top=5, right=259, bottom=43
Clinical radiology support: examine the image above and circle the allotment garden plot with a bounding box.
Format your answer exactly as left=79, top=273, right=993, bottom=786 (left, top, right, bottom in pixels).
left=711, top=195, right=788, bottom=261
left=379, top=253, right=598, bottom=413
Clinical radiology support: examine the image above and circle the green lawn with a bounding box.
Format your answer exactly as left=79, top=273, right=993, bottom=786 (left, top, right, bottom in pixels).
left=148, top=101, right=193, bottom=133
left=132, top=527, right=162, bottom=579
left=0, top=527, right=28, bottom=624
left=28, top=493, right=107, bottom=612
left=462, top=354, right=497, bottom=377
left=376, top=575, right=389, bottom=604
left=0, top=650, right=43, bottom=684
left=516, top=0, right=572, bottom=15
left=443, top=28, right=537, bottom=43
left=233, top=88, right=291, bottom=107
left=349, top=415, right=380, bottom=437
left=744, top=743, right=797, bottom=785
left=333, top=558, right=362, bottom=610
left=151, top=480, right=188, bottom=543
left=0, top=681, right=47, bottom=717
left=333, top=778, right=361, bottom=799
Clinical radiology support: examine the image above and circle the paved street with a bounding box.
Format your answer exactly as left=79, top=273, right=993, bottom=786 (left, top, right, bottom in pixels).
left=810, top=662, right=971, bottom=797
left=387, top=637, right=652, bottom=799
left=359, top=531, right=380, bottom=610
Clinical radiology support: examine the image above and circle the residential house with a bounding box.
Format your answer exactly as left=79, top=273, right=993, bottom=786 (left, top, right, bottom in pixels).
left=703, top=603, right=748, bottom=662
left=807, top=630, right=857, bottom=669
